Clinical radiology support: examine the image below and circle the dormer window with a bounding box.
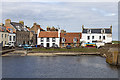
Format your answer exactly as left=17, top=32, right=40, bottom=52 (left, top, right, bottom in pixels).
left=16, top=26, right=21, bottom=31
left=73, top=37, right=77, bottom=42
left=62, top=37, right=65, bottom=43
left=87, top=29, right=90, bottom=33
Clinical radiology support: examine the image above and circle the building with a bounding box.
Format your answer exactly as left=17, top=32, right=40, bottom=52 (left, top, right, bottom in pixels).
left=30, top=23, right=45, bottom=45
left=37, top=29, right=60, bottom=47
left=80, top=25, right=112, bottom=44
left=60, top=32, right=82, bottom=48
left=4, top=19, right=30, bottom=46
left=4, top=26, right=16, bottom=46
left=0, top=26, right=9, bottom=47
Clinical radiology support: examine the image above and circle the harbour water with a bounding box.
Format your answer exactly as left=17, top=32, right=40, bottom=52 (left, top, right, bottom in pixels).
left=2, top=55, right=119, bottom=78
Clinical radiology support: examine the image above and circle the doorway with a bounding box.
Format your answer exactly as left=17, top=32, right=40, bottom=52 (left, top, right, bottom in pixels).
left=46, top=43, right=50, bottom=47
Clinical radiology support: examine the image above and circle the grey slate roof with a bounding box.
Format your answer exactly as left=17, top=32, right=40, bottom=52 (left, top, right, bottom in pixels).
left=82, top=28, right=111, bottom=34
left=10, top=22, right=24, bottom=31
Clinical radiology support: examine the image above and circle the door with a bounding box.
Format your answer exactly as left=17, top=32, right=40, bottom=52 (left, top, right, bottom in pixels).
left=46, top=43, right=50, bottom=47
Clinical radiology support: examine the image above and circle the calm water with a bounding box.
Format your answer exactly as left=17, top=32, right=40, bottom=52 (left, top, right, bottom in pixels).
left=2, top=55, right=119, bottom=78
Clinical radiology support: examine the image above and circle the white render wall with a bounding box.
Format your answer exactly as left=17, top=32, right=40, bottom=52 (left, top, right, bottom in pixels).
left=80, top=33, right=112, bottom=43
left=37, top=38, right=60, bottom=47
left=8, top=33, right=16, bottom=45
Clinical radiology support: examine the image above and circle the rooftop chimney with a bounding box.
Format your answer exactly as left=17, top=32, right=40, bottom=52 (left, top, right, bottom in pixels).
left=19, top=21, right=24, bottom=25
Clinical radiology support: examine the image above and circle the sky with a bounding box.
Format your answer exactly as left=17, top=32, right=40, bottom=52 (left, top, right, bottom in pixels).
left=0, top=1, right=118, bottom=40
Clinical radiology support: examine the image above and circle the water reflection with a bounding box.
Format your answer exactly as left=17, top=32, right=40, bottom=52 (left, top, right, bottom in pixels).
left=2, top=56, right=118, bottom=78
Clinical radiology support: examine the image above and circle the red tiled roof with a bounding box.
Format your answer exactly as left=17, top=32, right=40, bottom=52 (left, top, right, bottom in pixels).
left=4, top=26, right=16, bottom=33
left=39, top=31, right=58, bottom=38
left=60, top=32, right=82, bottom=43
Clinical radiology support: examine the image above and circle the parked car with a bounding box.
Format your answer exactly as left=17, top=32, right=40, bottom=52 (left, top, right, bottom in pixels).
left=5, top=43, right=15, bottom=48
left=23, top=44, right=32, bottom=50
left=18, top=44, right=24, bottom=48
left=52, top=44, right=59, bottom=48
left=30, top=44, right=35, bottom=47
left=66, top=45, right=72, bottom=49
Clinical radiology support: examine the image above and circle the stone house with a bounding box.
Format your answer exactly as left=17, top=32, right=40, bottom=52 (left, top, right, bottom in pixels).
left=30, top=23, right=45, bottom=45
left=4, top=19, right=30, bottom=46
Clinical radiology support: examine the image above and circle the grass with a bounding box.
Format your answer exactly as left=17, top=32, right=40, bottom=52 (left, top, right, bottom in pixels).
left=112, top=41, right=120, bottom=44
left=31, top=47, right=98, bottom=53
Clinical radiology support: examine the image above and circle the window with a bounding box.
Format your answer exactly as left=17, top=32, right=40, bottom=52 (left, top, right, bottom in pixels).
left=41, top=38, right=44, bottom=42
left=52, top=43, right=55, bottom=46
left=9, top=36, right=11, bottom=41
left=87, top=36, right=90, bottom=40
left=5, top=34, right=7, bottom=38
left=2, top=34, right=3, bottom=38
left=92, top=36, right=94, bottom=39
left=99, top=36, right=101, bottom=39
left=62, top=43, right=64, bottom=47
left=52, top=38, right=56, bottom=42
left=46, top=38, right=49, bottom=42
left=73, top=37, right=77, bottom=42
left=62, top=37, right=65, bottom=43
left=87, top=29, right=90, bottom=33
left=5, top=41, right=6, bottom=44
left=13, top=36, right=16, bottom=41
left=41, top=43, right=43, bottom=46
left=103, top=36, right=105, bottom=40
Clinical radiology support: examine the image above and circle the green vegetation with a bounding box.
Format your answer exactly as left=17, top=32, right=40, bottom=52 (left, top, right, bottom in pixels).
left=112, top=41, right=120, bottom=44
left=32, top=47, right=98, bottom=53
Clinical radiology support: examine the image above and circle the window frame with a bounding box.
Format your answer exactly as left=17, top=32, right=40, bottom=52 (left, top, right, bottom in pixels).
left=87, top=36, right=90, bottom=40
left=52, top=38, right=56, bottom=42
left=41, top=37, right=44, bottom=42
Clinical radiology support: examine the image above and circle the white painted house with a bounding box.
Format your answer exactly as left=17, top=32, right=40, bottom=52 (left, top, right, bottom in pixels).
left=8, top=33, right=16, bottom=46
left=80, top=25, right=112, bottom=44
left=5, top=27, right=16, bottom=46
left=37, top=29, right=60, bottom=47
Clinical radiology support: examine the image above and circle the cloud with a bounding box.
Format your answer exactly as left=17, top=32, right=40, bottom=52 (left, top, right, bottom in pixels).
left=1, top=2, right=118, bottom=40
left=1, top=0, right=119, bottom=2
left=91, top=8, right=117, bottom=16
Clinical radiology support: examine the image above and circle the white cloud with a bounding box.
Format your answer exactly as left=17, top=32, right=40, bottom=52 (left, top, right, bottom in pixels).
left=91, top=7, right=117, bottom=17
left=1, top=2, right=118, bottom=40
left=1, top=0, right=119, bottom=2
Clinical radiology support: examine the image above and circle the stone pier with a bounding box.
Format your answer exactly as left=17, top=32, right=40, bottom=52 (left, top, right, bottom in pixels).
left=106, top=48, right=120, bottom=66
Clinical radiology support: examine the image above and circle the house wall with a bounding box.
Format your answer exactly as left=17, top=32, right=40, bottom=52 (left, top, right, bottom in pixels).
left=0, top=32, right=9, bottom=47
left=8, top=33, right=16, bottom=46
left=81, top=33, right=112, bottom=43
left=16, top=31, right=30, bottom=45
left=37, top=38, right=60, bottom=47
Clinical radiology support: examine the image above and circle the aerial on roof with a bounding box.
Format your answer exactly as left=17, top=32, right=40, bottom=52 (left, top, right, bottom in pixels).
left=39, top=31, right=58, bottom=38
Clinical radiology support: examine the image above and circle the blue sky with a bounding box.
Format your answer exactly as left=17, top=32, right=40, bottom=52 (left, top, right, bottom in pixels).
left=0, top=2, right=118, bottom=40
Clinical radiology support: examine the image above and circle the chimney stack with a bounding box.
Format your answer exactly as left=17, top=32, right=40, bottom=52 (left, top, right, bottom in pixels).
left=19, top=21, right=24, bottom=25
left=5, top=19, right=11, bottom=24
